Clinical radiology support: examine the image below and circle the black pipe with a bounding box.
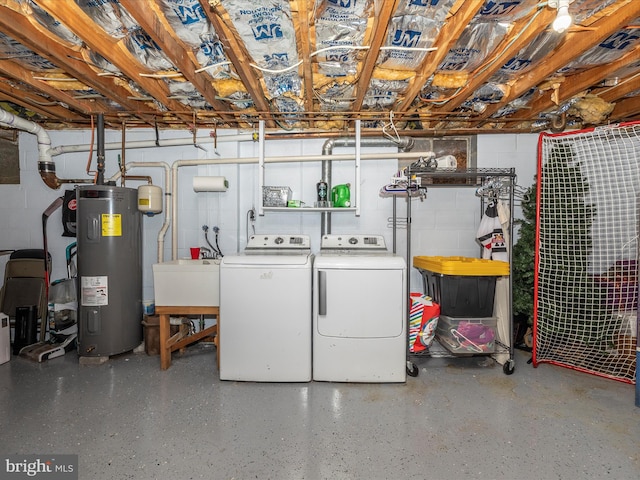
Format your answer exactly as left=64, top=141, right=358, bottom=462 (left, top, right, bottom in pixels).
left=96, top=114, right=105, bottom=185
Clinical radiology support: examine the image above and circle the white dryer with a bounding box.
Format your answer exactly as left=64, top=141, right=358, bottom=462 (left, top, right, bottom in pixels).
left=313, top=234, right=406, bottom=383
left=220, top=234, right=313, bottom=382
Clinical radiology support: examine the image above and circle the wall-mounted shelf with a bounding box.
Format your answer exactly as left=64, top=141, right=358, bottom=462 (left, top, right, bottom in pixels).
left=261, top=207, right=358, bottom=213
left=257, top=120, right=361, bottom=216
left=408, top=167, right=515, bottom=187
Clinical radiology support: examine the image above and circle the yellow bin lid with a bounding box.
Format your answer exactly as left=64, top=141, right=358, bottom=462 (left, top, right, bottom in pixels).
left=413, top=256, right=510, bottom=276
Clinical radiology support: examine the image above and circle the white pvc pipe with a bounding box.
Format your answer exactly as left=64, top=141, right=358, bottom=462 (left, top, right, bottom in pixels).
left=49, top=133, right=255, bottom=156
left=0, top=106, right=432, bottom=261
left=0, top=108, right=52, bottom=166
left=1, top=110, right=434, bottom=262
left=175, top=150, right=431, bottom=166
left=169, top=150, right=435, bottom=260
left=108, top=162, right=172, bottom=263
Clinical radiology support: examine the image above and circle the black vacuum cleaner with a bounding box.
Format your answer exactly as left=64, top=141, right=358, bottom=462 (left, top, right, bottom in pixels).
left=19, top=198, right=78, bottom=362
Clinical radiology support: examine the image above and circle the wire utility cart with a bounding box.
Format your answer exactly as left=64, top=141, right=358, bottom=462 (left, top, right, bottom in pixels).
left=391, top=167, right=517, bottom=376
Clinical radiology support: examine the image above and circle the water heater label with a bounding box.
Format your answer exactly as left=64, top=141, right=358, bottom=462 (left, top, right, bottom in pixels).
left=81, top=276, right=109, bottom=306
left=101, top=213, right=122, bottom=236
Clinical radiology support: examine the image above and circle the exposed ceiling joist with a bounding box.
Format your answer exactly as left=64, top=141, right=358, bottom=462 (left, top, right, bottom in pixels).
left=0, top=0, right=636, bottom=133
left=203, top=0, right=275, bottom=127
left=611, top=96, right=640, bottom=123
left=0, top=55, right=101, bottom=115
left=431, top=6, right=557, bottom=114
left=480, top=0, right=640, bottom=122
left=395, top=0, right=486, bottom=115
left=120, top=0, right=236, bottom=125
left=0, top=1, right=163, bottom=127
left=291, top=0, right=315, bottom=117
left=35, top=0, right=198, bottom=123
left=352, top=0, right=400, bottom=112
left=526, top=45, right=640, bottom=119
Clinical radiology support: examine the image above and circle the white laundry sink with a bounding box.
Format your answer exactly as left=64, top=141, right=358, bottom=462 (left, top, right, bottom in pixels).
left=152, top=259, right=220, bottom=307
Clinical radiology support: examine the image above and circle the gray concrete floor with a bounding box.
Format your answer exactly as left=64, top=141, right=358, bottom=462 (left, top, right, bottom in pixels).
left=0, top=344, right=638, bottom=480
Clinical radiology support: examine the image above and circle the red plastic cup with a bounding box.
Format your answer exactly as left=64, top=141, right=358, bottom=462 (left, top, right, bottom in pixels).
left=190, top=247, right=200, bottom=259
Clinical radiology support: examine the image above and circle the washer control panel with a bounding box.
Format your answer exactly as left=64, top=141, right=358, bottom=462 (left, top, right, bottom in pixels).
left=246, top=234, right=311, bottom=250
left=320, top=234, right=387, bottom=250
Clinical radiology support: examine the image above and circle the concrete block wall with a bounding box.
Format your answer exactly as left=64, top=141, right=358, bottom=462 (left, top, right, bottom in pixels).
left=0, top=128, right=538, bottom=301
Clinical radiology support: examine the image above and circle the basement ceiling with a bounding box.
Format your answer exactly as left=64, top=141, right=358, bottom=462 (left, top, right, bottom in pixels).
left=0, top=0, right=639, bottom=135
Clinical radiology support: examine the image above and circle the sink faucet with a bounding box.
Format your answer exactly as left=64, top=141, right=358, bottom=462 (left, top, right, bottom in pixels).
left=200, top=247, right=212, bottom=259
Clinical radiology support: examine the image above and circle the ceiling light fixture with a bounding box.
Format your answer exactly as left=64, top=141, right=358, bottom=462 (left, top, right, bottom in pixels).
left=549, top=0, right=573, bottom=33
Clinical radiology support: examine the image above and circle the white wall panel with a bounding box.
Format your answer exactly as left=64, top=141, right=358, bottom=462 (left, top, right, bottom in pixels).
left=0, top=129, right=538, bottom=298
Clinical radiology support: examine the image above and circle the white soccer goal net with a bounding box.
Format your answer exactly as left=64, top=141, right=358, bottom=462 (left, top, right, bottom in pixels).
left=535, top=122, right=640, bottom=383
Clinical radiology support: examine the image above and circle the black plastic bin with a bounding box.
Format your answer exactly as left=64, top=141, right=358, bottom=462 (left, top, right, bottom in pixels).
left=413, top=256, right=510, bottom=318
left=421, top=270, right=497, bottom=317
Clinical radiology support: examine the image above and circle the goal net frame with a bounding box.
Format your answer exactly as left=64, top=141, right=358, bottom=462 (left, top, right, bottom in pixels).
left=534, top=121, right=640, bottom=384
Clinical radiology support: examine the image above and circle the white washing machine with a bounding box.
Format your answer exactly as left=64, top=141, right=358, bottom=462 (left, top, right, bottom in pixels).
left=220, top=234, right=313, bottom=382
left=313, top=234, right=407, bottom=383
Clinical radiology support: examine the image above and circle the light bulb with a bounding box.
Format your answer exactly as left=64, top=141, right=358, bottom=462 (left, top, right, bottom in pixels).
left=553, top=5, right=572, bottom=33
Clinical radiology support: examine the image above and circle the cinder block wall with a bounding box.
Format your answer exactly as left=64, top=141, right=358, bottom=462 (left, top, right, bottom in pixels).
left=0, top=130, right=538, bottom=300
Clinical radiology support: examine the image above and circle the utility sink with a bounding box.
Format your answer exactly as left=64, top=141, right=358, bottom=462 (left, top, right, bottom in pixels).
left=152, top=259, right=220, bottom=307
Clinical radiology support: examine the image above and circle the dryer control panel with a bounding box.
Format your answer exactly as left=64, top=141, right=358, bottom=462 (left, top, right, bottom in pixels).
left=246, top=234, right=311, bottom=250
left=320, top=234, right=387, bottom=250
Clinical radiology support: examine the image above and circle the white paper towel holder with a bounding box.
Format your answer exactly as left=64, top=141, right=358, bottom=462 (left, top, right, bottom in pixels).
left=193, top=176, right=228, bottom=192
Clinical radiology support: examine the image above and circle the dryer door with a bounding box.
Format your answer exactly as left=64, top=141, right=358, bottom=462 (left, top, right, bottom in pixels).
left=316, top=267, right=404, bottom=338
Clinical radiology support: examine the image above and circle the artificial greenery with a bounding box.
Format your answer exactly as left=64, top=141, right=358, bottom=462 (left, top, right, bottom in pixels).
left=512, top=141, right=612, bottom=330
left=511, top=181, right=537, bottom=324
